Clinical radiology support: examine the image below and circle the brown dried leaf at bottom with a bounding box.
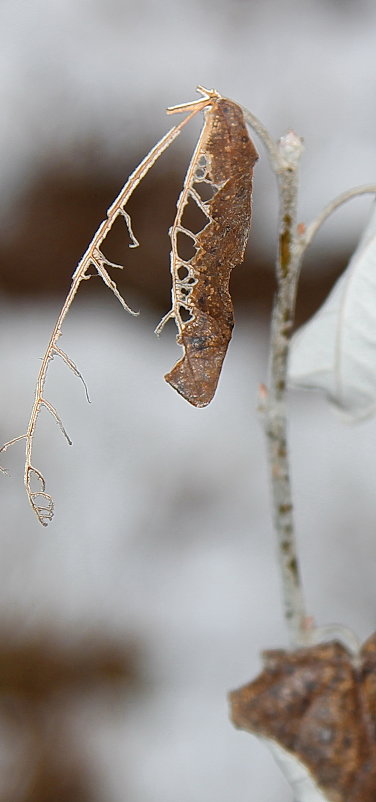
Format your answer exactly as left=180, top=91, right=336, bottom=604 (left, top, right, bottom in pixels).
left=165, top=98, right=258, bottom=407
left=229, top=633, right=376, bottom=802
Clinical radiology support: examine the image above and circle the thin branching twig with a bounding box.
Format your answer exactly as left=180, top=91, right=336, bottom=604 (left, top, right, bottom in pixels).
left=1, top=90, right=214, bottom=525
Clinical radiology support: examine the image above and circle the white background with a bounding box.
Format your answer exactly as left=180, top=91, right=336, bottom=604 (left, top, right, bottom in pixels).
left=1, top=1, right=376, bottom=800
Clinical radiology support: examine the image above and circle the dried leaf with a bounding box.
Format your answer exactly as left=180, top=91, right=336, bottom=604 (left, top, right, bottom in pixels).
left=230, top=634, right=376, bottom=802
left=289, top=202, right=376, bottom=420
left=159, top=97, right=258, bottom=407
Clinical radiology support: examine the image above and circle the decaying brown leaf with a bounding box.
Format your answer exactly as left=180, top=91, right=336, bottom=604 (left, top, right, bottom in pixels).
left=229, top=634, right=376, bottom=802
left=157, top=93, right=258, bottom=407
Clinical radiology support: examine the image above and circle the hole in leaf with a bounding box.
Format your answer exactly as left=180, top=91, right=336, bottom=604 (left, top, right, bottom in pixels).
left=194, top=181, right=217, bottom=204
left=194, top=155, right=207, bottom=180
left=176, top=231, right=196, bottom=262
left=179, top=305, right=193, bottom=323
left=178, top=265, right=189, bottom=280
left=181, top=194, right=209, bottom=235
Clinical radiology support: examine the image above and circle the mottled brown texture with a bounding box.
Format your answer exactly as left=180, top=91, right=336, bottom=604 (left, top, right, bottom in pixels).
left=229, top=633, right=376, bottom=802
left=165, top=98, right=258, bottom=407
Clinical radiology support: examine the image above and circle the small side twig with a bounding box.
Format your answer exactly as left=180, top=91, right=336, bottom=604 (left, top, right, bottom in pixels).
left=303, top=184, right=376, bottom=248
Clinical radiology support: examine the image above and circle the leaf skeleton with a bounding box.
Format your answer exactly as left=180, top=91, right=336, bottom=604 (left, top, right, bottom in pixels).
left=157, top=89, right=258, bottom=407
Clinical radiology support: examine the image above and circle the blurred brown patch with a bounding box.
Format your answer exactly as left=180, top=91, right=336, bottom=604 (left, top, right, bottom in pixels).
left=0, top=631, right=139, bottom=802
left=0, top=634, right=137, bottom=700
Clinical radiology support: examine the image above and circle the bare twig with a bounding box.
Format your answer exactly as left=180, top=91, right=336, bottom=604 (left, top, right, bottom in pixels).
left=53, top=346, right=90, bottom=403
left=303, top=184, right=376, bottom=248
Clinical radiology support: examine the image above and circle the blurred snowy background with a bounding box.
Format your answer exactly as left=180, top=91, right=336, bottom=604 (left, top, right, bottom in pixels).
left=1, top=0, right=376, bottom=800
